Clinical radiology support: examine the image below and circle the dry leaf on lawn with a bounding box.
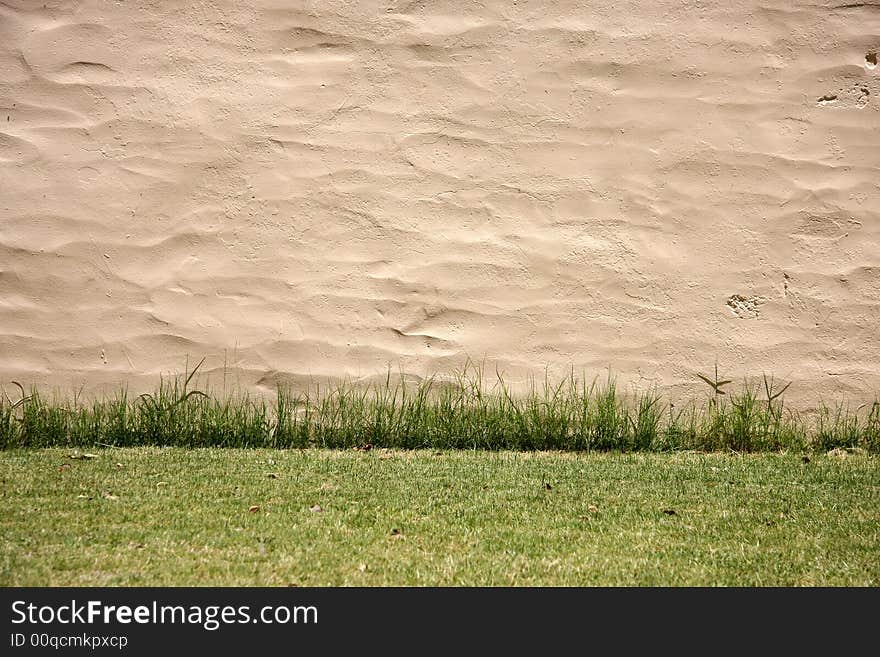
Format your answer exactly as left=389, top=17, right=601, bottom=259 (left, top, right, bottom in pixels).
left=68, top=451, right=99, bottom=460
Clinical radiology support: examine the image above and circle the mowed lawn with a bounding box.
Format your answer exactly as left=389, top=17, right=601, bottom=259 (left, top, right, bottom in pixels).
left=1, top=448, right=878, bottom=586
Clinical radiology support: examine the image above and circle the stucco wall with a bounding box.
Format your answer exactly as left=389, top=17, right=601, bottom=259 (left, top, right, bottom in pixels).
left=1, top=1, right=879, bottom=401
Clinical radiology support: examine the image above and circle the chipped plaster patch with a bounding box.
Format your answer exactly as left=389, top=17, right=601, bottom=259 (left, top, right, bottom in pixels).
left=726, top=294, right=765, bottom=319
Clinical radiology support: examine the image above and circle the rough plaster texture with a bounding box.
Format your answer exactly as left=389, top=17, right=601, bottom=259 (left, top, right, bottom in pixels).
left=1, top=1, right=879, bottom=402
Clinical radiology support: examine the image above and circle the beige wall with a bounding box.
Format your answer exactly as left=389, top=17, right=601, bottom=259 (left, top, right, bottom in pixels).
left=1, top=1, right=879, bottom=402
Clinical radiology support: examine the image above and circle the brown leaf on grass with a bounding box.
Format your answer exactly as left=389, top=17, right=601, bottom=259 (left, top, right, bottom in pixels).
left=267, top=473, right=279, bottom=479
left=309, top=504, right=323, bottom=513
left=579, top=504, right=600, bottom=520
left=662, top=508, right=677, bottom=516
left=248, top=505, right=260, bottom=513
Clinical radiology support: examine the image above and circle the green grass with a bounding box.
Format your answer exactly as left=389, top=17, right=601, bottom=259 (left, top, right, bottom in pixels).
left=2, top=363, right=879, bottom=452
left=1, top=448, right=877, bottom=586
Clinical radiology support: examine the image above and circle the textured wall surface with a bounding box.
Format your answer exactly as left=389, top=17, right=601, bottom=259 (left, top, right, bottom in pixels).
left=1, top=1, right=879, bottom=401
